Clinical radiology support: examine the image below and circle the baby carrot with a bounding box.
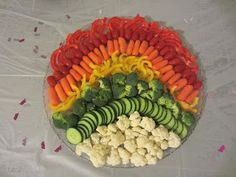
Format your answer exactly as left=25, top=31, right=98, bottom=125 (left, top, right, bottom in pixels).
left=118, top=37, right=127, bottom=53
left=99, top=44, right=109, bottom=60
left=88, top=51, right=103, bottom=65
left=107, top=40, right=114, bottom=56
left=132, top=40, right=141, bottom=56
left=69, top=69, right=82, bottom=81
left=168, top=73, right=181, bottom=85
left=72, top=64, right=86, bottom=76
left=160, top=70, right=175, bottom=83
left=94, top=48, right=103, bottom=59
left=143, top=46, right=154, bottom=56
left=139, top=41, right=148, bottom=54
left=185, top=90, right=200, bottom=104
left=177, top=85, right=194, bottom=101
left=80, top=61, right=92, bottom=74
left=159, top=65, right=173, bottom=74
left=152, top=56, right=164, bottom=65
left=148, top=50, right=158, bottom=60
left=152, top=60, right=168, bottom=70
left=66, top=74, right=76, bottom=88
left=126, top=40, right=134, bottom=55
left=48, top=87, right=60, bottom=105
left=82, top=56, right=94, bottom=67
left=55, top=83, right=67, bottom=102
left=113, top=40, right=120, bottom=54
left=60, top=77, right=72, bottom=96
left=175, top=78, right=188, bottom=90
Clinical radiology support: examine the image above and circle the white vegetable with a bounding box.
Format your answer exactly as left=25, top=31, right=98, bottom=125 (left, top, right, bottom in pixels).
left=118, top=147, right=131, bottom=165
left=156, top=148, right=164, bottom=160
left=130, top=152, right=147, bottom=167
left=168, top=131, right=181, bottom=148
left=90, top=133, right=100, bottom=145
left=96, top=126, right=108, bottom=136
left=124, top=129, right=139, bottom=140
left=140, top=129, right=148, bottom=136
left=137, top=148, right=147, bottom=156
left=136, top=136, right=148, bottom=148
left=107, top=124, right=117, bottom=133
left=100, top=136, right=111, bottom=144
left=151, top=126, right=169, bottom=140
left=145, top=154, right=158, bottom=165
left=116, top=115, right=131, bottom=131
left=160, top=140, right=169, bottom=150
left=144, top=140, right=156, bottom=152
left=83, top=138, right=92, bottom=147
left=132, top=126, right=143, bottom=133
left=75, top=143, right=92, bottom=156
left=139, top=117, right=156, bottom=132
left=89, top=144, right=110, bottom=168
left=106, top=148, right=121, bottom=166
left=124, top=139, right=137, bottom=153
left=129, top=111, right=140, bottom=120
left=130, top=117, right=142, bottom=127
left=109, top=131, right=125, bottom=148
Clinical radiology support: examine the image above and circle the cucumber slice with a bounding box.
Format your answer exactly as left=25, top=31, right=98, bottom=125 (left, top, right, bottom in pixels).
left=92, top=111, right=104, bottom=126
left=131, top=97, right=140, bottom=111
left=175, top=121, right=183, bottom=135
left=81, top=117, right=96, bottom=130
left=157, top=108, right=167, bottom=122
left=100, top=106, right=112, bottom=124
left=144, top=99, right=154, bottom=116
left=165, top=117, right=176, bottom=129
left=109, top=102, right=121, bottom=116
left=66, top=128, right=83, bottom=145
left=78, top=123, right=89, bottom=138
left=149, top=103, right=159, bottom=118
left=159, top=110, right=172, bottom=125
left=179, top=124, right=188, bottom=139
left=78, top=120, right=93, bottom=135
left=83, top=112, right=99, bottom=126
left=128, top=98, right=136, bottom=115
left=106, top=105, right=116, bottom=123
left=138, top=97, right=146, bottom=114
left=120, top=98, right=132, bottom=114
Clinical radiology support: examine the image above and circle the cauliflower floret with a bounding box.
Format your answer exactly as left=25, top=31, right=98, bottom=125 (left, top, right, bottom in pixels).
left=96, top=126, right=108, bottom=136
left=130, top=117, right=142, bottom=127
left=151, top=126, right=169, bottom=140
left=90, top=133, right=101, bottom=145
left=139, top=117, right=156, bottom=132
left=75, top=143, right=92, bottom=156
left=140, top=129, right=148, bottom=136
left=129, top=111, right=140, bottom=120
left=124, top=139, right=137, bottom=153
left=116, top=115, right=130, bottom=131
left=145, top=154, right=158, bottom=165
left=83, top=138, right=92, bottom=147
left=118, top=147, right=131, bottom=165
left=137, top=148, right=147, bottom=156
left=100, top=136, right=111, bottom=144
left=160, top=140, right=169, bottom=150
left=106, top=148, right=121, bottom=166
left=109, top=131, right=125, bottom=148
left=144, top=140, right=156, bottom=152
left=107, top=124, right=117, bottom=133
left=149, top=135, right=155, bottom=141
left=156, top=148, right=164, bottom=160
left=125, top=129, right=139, bottom=140
left=136, top=136, right=148, bottom=148
left=132, top=126, right=142, bottom=133
left=89, top=144, right=110, bottom=167
left=168, top=131, right=181, bottom=148
left=130, top=152, right=147, bottom=167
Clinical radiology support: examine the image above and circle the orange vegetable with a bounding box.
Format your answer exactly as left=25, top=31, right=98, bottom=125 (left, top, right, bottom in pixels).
left=185, top=90, right=200, bottom=104
left=80, top=61, right=92, bottom=73
left=177, top=85, right=194, bottom=101
left=132, top=40, right=141, bottom=56
left=152, top=56, right=164, bottom=65
left=94, top=48, right=103, bottom=59
left=99, top=45, right=109, bottom=60
left=60, top=77, right=72, bottom=96
left=159, top=65, right=173, bottom=74
left=48, top=87, right=60, bottom=105
left=152, top=60, right=168, bottom=70
left=88, top=51, right=103, bottom=65
left=139, top=41, right=148, bottom=54
left=82, top=56, right=94, bottom=67
left=143, top=46, right=154, bottom=56
left=55, top=83, right=67, bottom=102
left=118, top=37, right=127, bottom=53
left=167, top=73, right=181, bottom=85
left=72, top=64, right=86, bottom=76
left=160, top=70, right=175, bottom=83
left=175, top=78, right=188, bottom=90
left=126, top=40, right=134, bottom=55
left=113, top=40, right=120, bottom=54
left=69, top=69, right=82, bottom=81
left=66, top=74, right=77, bottom=87
left=107, top=40, right=114, bottom=56
left=148, top=50, right=158, bottom=60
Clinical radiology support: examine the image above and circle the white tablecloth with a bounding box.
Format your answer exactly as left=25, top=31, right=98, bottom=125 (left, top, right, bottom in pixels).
left=0, top=0, right=236, bottom=176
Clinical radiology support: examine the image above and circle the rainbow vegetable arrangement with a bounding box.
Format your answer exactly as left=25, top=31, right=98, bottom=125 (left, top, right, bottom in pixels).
left=47, top=15, right=203, bottom=167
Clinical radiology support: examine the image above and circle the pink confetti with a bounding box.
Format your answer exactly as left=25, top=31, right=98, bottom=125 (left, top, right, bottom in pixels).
left=40, top=55, right=47, bottom=59
left=232, top=90, right=236, bottom=95
left=22, top=137, right=27, bottom=146
left=19, top=98, right=26, bottom=105
left=41, top=141, right=45, bottom=149
left=34, top=27, right=38, bottom=32
left=54, top=145, right=62, bottom=152
left=218, top=145, right=225, bottom=153
left=18, top=38, right=25, bottom=43
left=66, top=14, right=71, bottom=19
left=13, top=112, right=19, bottom=120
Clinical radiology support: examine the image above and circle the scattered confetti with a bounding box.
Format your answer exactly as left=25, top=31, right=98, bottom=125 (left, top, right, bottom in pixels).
left=13, top=112, right=19, bottom=120
left=54, top=145, right=62, bottom=152
left=218, top=145, right=225, bottom=153
left=38, top=21, right=44, bottom=25
left=184, top=18, right=188, bottom=23
left=34, top=33, right=40, bottom=36
left=19, top=98, right=26, bottom=105
left=34, top=27, right=38, bottom=32
left=66, top=14, right=71, bottom=19
left=41, top=141, right=45, bottom=149
left=232, top=90, right=236, bottom=95
left=18, top=38, right=25, bottom=43
left=8, top=37, right=11, bottom=42
left=59, top=42, right=63, bottom=47
left=22, top=137, right=27, bottom=146
left=40, top=55, right=47, bottom=59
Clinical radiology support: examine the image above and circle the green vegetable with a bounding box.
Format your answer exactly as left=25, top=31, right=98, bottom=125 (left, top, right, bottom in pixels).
left=92, top=89, right=112, bottom=107
left=149, top=79, right=164, bottom=91
left=171, top=102, right=181, bottom=119
left=181, top=111, right=195, bottom=127
left=72, top=99, right=87, bottom=117
left=126, top=72, right=138, bottom=86
left=99, top=77, right=111, bottom=90
left=125, top=85, right=138, bottom=97
left=140, top=90, right=162, bottom=102
left=52, top=112, right=79, bottom=130
left=112, top=84, right=126, bottom=99
left=81, top=85, right=97, bottom=102
left=137, top=80, right=149, bottom=94
left=112, top=73, right=126, bottom=85
left=86, top=102, right=96, bottom=112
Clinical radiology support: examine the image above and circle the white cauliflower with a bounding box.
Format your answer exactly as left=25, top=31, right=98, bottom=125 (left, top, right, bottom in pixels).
left=156, top=148, right=164, bottom=160
left=140, top=129, right=148, bottom=136
left=130, top=152, right=147, bottom=167
left=116, top=115, right=130, bottom=131
left=160, top=140, right=169, bottom=150
left=137, top=148, right=147, bottom=156
left=109, top=131, right=125, bottom=148
left=130, top=117, right=142, bottom=127
left=139, top=117, right=156, bottom=132
left=132, top=126, right=143, bottom=133
left=151, top=126, right=169, bottom=140
left=118, top=147, right=131, bottom=165
left=136, top=136, right=148, bottom=148
left=144, top=140, right=156, bottom=152
left=129, top=111, right=140, bottom=120
left=75, top=143, right=92, bottom=156
left=89, top=144, right=110, bottom=167
left=149, top=146, right=159, bottom=156
left=107, top=124, right=117, bottom=133
left=90, top=133, right=101, bottom=145
left=96, top=126, right=108, bottom=136
left=145, top=154, right=158, bottom=165
left=124, top=129, right=139, bottom=139
left=168, top=131, right=181, bottom=148
left=100, top=136, right=111, bottom=144
left=149, top=135, right=155, bottom=141
left=124, top=139, right=137, bottom=153
left=83, top=138, right=92, bottom=147
left=106, top=148, right=121, bottom=166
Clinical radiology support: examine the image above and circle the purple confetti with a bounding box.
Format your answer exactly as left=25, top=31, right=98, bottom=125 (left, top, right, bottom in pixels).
left=54, top=145, right=62, bottom=152
left=22, top=137, right=27, bottom=146
left=218, top=145, right=225, bottom=153
left=19, top=98, right=26, bottom=105
left=34, top=27, right=38, bottom=32
left=40, top=55, right=47, bottom=59
left=18, top=38, right=25, bottom=43
left=13, top=112, right=19, bottom=120
left=66, top=14, right=71, bottom=19
left=41, top=141, right=45, bottom=149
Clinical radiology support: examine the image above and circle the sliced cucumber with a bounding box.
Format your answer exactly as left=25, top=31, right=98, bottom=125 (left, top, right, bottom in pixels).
left=66, top=128, right=83, bottom=145
left=179, top=124, right=188, bottom=139
left=120, top=98, right=132, bottom=114
left=128, top=98, right=136, bottom=115
left=175, top=120, right=183, bottom=135
left=81, top=117, right=96, bottom=130
left=83, top=112, right=99, bottom=126
left=78, top=120, right=93, bottom=135
left=131, top=97, right=140, bottom=111
left=165, top=117, right=176, bottom=129
left=138, top=97, right=146, bottom=114
left=157, top=108, right=167, bottom=122
left=149, top=103, right=160, bottom=118
left=159, top=110, right=172, bottom=125
left=144, top=99, right=154, bottom=116
left=106, top=105, right=116, bottom=123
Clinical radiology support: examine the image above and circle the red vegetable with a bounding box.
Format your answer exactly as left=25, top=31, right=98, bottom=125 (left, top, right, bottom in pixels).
left=124, top=28, right=132, bottom=40
left=174, top=64, right=186, bottom=73
left=47, top=75, right=57, bottom=87
left=54, top=71, right=63, bottom=80
left=193, top=80, right=202, bottom=89
left=146, top=31, right=154, bottom=42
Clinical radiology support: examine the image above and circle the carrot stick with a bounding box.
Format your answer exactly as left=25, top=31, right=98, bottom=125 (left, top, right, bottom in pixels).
left=55, top=83, right=67, bottom=102
left=66, top=74, right=77, bottom=87
left=152, top=60, right=168, bottom=70
left=132, top=40, right=141, bottom=56
left=88, top=51, right=103, bottom=65
left=185, top=90, right=200, bottom=104
left=160, top=70, right=175, bottom=83
left=152, top=56, right=163, bottom=65
left=118, top=37, right=127, bottom=53
left=99, top=45, right=109, bottom=60
left=143, top=46, right=154, bottom=56
left=148, top=50, right=158, bottom=60
left=159, top=65, right=173, bottom=74
left=177, top=85, right=194, bottom=101
left=113, top=40, right=120, bottom=54
left=82, top=56, right=94, bottom=67
left=60, top=77, right=72, bottom=96
left=139, top=41, right=148, bottom=54
left=94, top=48, right=103, bottom=59
left=69, top=69, right=82, bottom=81
left=126, top=40, right=134, bottom=55
left=174, top=78, right=188, bottom=90
left=80, top=61, right=92, bottom=74
left=167, top=73, right=181, bottom=85
left=72, top=64, right=86, bottom=76
left=48, top=87, right=60, bottom=105
left=107, top=40, right=114, bottom=56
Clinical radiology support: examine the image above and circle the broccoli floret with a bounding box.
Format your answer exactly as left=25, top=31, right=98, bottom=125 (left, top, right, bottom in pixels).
left=92, top=89, right=112, bottom=107
left=149, top=79, right=164, bottom=91
left=172, top=102, right=181, bottom=118
left=112, top=73, right=126, bottom=85
left=181, top=111, right=195, bottom=127
left=140, top=90, right=162, bottom=102
left=99, top=77, right=111, bottom=90
left=137, top=80, right=149, bottom=95
left=157, top=93, right=174, bottom=107
left=81, top=85, right=97, bottom=102
left=112, top=84, right=126, bottom=99
left=125, top=85, right=138, bottom=97
left=72, top=99, right=87, bottom=117
left=52, top=112, right=79, bottom=129
left=126, top=72, right=138, bottom=86
left=86, top=102, right=96, bottom=112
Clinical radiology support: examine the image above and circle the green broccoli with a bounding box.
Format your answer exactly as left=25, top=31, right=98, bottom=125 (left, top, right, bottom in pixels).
left=52, top=112, right=79, bottom=130
left=92, top=89, right=112, bottom=107
left=181, top=111, right=195, bottom=127
left=140, top=90, right=162, bottom=102
left=81, top=85, right=97, bottom=102
left=125, top=85, right=138, bottom=97
left=171, top=102, right=181, bottom=118
left=99, top=77, right=111, bottom=90
left=149, top=79, right=164, bottom=91
left=72, top=99, right=87, bottom=117
left=86, top=102, right=96, bottom=112
left=112, top=84, right=126, bottom=99
left=137, top=80, right=149, bottom=95
left=126, top=72, right=138, bottom=86
left=112, top=73, right=126, bottom=85
left=157, top=93, right=174, bottom=107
